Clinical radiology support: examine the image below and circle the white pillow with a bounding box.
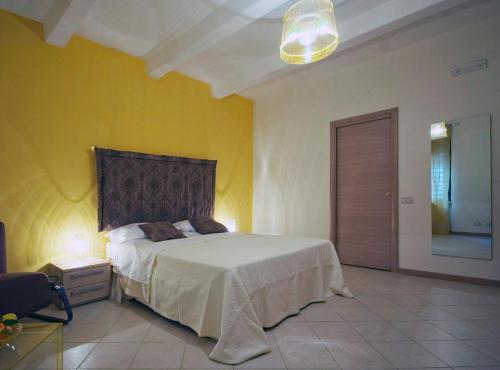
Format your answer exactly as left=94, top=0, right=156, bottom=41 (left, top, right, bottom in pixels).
left=106, top=223, right=146, bottom=243
left=173, top=220, right=196, bottom=232
left=183, top=231, right=202, bottom=238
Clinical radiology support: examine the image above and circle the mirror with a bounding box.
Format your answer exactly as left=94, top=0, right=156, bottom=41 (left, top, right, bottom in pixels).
left=431, top=114, right=492, bottom=260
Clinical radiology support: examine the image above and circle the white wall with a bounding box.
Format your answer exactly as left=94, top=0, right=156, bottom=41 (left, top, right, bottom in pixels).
left=449, top=115, right=492, bottom=234
left=246, top=4, right=500, bottom=280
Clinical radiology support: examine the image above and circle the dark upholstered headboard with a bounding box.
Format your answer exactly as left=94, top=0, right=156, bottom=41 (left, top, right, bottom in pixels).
left=95, top=148, right=217, bottom=231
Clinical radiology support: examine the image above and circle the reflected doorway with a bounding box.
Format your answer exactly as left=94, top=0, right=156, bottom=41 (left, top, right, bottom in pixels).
left=430, top=114, right=492, bottom=260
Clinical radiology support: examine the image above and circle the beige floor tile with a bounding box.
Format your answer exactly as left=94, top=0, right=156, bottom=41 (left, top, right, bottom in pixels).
left=271, top=322, right=318, bottom=343
left=324, top=340, right=393, bottom=369
left=424, top=294, right=471, bottom=306
left=182, top=343, right=232, bottom=369
left=79, top=342, right=141, bottom=368
left=117, top=311, right=155, bottom=324
left=405, top=306, right=460, bottom=321
left=395, top=368, right=450, bottom=370
left=185, top=334, right=216, bottom=346
left=450, top=367, right=500, bottom=370
left=351, top=321, right=409, bottom=341
left=432, top=320, right=496, bottom=339
left=382, top=294, right=432, bottom=306
left=463, top=339, right=500, bottom=362
left=327, top=296, right=363, bottom=307
left=63, top=342, right=97, bottom=368
left=389, top=321, right=454, bottom=340
left=278, top=340, right=339, bottom=369
left=64, top=322, right=114, bottom=342
left=309, top=322, right=365, bottom=342
left=234, top=347, right=286, bottom=368
left=71, top=300, right=123, bottom=324
left=369, top=306, right=420, bottom=321
left=118, top=303, right=159, bottom=323
left=100, top=320, right=151, bottom=342
left=130, top=342, right=185, bottom=368
left=349, top=287, right=378, bottom=295
left=472, top=295, right=500, bottom=305
left=418, top=340, right=499, bottom=367
left=440, top=305, right=500, bottom=320
left=144, top=317, right=191, bottom=342
left=355, top=295, right=398, bottom=307
left=370, top=341, right=447, bottom=368
left=478, top=320, right=500, bottom=337
left=332, top=306, right=383, bottom=322
left=301, top=303, right=343, bottom=322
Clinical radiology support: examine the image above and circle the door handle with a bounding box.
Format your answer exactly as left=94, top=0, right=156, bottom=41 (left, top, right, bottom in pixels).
left=385, top=192, right=391, bottom=196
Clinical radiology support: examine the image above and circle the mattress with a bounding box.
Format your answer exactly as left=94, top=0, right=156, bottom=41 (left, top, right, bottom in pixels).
left=107, top=232, right=352, bottom=364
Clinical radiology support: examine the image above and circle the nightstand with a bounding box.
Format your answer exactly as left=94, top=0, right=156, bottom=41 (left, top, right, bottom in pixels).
left=50, top=257, right=111, bottom=307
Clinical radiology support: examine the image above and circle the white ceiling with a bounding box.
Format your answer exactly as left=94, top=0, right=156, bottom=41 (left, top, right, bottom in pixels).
left=0, top=0, right=485, bottom=98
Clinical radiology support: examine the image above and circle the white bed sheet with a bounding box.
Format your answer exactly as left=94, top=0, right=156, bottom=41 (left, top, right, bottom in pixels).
left=107, top=232, right=352, bottom=364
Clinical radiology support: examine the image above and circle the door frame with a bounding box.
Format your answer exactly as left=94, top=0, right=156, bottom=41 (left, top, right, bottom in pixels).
left=330, top=108, right=399, bottom=272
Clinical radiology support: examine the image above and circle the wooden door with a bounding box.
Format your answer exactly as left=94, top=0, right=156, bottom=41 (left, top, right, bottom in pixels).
left=330, top=108, right=398, bottom=271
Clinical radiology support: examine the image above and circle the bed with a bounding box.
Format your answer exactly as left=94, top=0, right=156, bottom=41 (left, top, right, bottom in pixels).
left=94, top=147, right=352, bottom=364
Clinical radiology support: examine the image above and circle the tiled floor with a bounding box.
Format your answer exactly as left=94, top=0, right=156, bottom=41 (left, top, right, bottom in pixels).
left=23, top=265, right=500, bottom=369
left=432, top=234, right=492, bottom=260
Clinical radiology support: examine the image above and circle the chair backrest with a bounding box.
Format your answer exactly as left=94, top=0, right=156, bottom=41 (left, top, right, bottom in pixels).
left=0, top=222, right=6, bottom=273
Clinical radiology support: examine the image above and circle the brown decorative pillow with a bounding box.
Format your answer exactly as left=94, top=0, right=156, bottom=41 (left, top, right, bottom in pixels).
left=138, top=222, right=186, bottom=242
left=189, top=217, right=228, bottom=235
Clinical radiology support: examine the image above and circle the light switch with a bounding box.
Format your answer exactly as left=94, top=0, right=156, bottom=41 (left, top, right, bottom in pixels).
left=401, top=197, right=414, bottom=204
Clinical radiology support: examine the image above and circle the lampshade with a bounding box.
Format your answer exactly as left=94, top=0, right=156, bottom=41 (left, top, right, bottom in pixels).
left=280, top=0, right=339, bottom=64
left=431, top=122, right=448, bottom=140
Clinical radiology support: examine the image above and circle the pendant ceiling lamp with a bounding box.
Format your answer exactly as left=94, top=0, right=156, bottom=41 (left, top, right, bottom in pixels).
left=280, top=0, right=339, bottom=64
left=431, top=122, right=448, bottom=140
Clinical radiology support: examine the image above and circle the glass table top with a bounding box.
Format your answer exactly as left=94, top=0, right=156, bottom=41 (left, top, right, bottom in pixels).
left=0, top=323, right=63, bottom=370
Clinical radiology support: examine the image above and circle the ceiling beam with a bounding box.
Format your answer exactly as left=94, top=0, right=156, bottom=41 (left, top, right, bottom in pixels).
left=146, top=0, right=291, bottom=79
left=212, top=0, right=471, bottom=98
left=44, top=0, right=96, bottom=47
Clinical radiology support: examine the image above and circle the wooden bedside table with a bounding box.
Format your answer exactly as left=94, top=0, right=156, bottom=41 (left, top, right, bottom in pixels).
left=50, top=257, right=111, bottom=307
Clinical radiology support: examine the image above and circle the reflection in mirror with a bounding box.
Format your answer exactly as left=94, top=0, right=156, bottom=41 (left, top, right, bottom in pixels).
left=431, top=114, right=492, bottom=260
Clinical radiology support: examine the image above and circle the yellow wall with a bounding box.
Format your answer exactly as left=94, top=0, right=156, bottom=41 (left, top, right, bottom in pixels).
left=0, top=11, right=253, bottom=272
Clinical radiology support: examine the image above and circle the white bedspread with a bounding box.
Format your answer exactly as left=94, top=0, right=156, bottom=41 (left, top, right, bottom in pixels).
left=108, top=232, right=352, bottom=364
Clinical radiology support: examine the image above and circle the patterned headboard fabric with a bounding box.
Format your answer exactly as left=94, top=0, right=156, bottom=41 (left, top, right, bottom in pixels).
left=95, top=148, right=217, bottom=231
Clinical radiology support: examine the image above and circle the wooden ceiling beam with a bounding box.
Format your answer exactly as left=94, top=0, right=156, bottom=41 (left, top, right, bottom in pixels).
left=145, top=0, right=291, bottom=79
left=44, top=0, right=96, bottom=47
